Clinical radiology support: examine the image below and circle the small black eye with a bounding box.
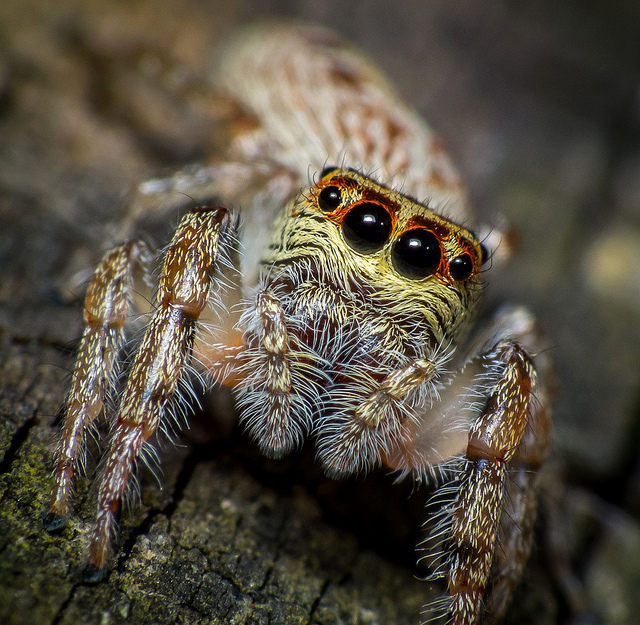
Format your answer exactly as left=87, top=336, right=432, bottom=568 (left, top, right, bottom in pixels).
left=342, top=202, right=392, bottom=253
left=318, top=186, right=342, bottom=211
left=449, top=254, right=474, bottom=280
left=480, top=243, right=489, bottom=265
left=320, top=166, right=339, bottom=178
left=392, top=229, right=441, bottom=279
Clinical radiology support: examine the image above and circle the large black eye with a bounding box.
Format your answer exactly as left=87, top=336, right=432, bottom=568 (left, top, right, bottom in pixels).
left=392, top=228, right=441, bottom=279
left=449, top=254, right=474, bottom=280
left=318, top=186, right=342, bottom=211
left=342, top=202, right=392, bottom=253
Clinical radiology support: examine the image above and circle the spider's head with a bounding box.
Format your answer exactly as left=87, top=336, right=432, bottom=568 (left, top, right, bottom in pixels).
left=268, top=168, right=488, bottom=341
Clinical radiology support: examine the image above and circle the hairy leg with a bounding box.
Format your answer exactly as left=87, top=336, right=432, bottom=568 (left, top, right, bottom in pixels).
left=46, top=241, right=152, bottom=527
left=85, top=207, right=231, bottom=576
left=317, top=355, right=446, bottom=476
left=428, top=307, right=551, bottom=625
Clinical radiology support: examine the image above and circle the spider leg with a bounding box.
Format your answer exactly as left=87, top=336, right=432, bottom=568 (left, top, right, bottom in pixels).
left=235, top=290, right=316, bottom=458
left=481, top=324, right=551, bottom=622
left=85, top=207, right=231, bottom=578
left=112, top=158, right=298, bottom=291
left=442, top=341, right=536, bottom=625
left=116, top=160, right=297, bottom=239
left=424, top=307, right=551, bottom=625
left=316, top=356, right=444, bottom=476
left=45, top=241, right=152, bottom=528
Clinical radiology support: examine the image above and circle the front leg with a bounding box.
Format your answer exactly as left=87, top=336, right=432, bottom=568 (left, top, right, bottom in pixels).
left=443, top=340, right=536, bottom=625
left=427, top=307, right=551, bottom=625
left=86, top=207, right=232, bottom=577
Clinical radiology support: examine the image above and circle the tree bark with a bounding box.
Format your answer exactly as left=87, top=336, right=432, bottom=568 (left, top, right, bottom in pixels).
left=0, top=330, right=434, bottom=625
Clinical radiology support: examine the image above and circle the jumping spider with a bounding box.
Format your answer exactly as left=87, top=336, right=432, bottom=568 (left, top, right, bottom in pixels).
left=46, top=22, right=551, bottom=625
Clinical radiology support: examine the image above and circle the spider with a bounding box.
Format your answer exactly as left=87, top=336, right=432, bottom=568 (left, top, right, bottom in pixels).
left=45, top=22, right=551, bottom=625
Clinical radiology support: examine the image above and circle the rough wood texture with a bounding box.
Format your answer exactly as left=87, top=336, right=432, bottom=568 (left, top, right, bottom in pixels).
left=0, top=331, right=434, bottom=625
left=2, top=1, right=640, bottom=624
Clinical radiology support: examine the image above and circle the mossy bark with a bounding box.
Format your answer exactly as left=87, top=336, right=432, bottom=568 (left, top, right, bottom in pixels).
left=0, top=332, right=434, bottom=625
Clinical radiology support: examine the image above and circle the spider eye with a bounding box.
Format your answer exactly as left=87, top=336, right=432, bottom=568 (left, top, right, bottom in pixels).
left=449, top=254, right=474, bottom=280
left=318, top=186, right=342, bottom=211
left=320, top=166, right=339, bottom=178
left=342, top=202, right=392, bottom=253
left=480, top=243, right=489, bottom=265
left=392, top=228, right=441, bottom=279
